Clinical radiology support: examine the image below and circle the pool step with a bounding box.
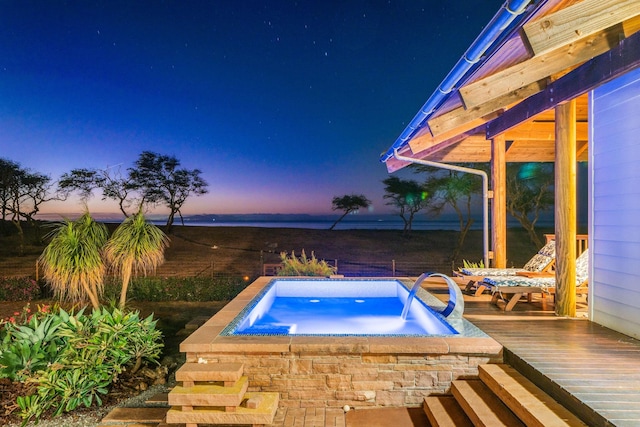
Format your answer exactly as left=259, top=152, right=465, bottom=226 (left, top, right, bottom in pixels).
left=423, top=396, right=473, bottom=427
left=423, top=364, right=588, bottom=426
left=166, top=391, right=279, bottom=426
left=98, top=407, right=169, bottom=426
left=168, top=376, right=249, bottom=409
left=479, top=364, right=588, bottom=427
left=166, top=362, right=279, bottom=426
left=175, top=362, right=243, bottom=387
left=452, top=379, right=524, bottom=426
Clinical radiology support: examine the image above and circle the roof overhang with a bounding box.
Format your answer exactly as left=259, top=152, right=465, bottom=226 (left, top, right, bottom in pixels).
left=383, top=0, right=640, bottom=172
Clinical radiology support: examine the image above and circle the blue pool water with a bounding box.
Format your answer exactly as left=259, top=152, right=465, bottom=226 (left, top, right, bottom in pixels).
left=224, top=278, right=459, bottom=336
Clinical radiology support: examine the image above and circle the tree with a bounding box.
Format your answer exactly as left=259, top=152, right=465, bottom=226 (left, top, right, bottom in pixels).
left=382, top=176, right=429, bottom=236
left=0, top=158, right=59, bottom=252
left=38, top=213, right=108, bottom=310
left=506, top=163, right=555, bottom=248
left=58, top=168, right=102, bottom=202
left=58, top=166, right=139, bottom=217
left=0, top=158, right=20, bottom=222
left=129, top=151, right=208, bottom=232
left=419, top=164, right=484, bottom=263
left=329, top=194, right=371, bottom=230
left=103, top=210, right=169, bottom=309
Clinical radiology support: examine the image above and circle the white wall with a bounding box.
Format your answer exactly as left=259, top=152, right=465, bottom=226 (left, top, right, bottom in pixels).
left=589, top=67, right=640, bottom=338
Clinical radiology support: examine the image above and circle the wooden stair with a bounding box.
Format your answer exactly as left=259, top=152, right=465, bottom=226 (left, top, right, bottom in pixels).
left=165, top=362, right=279, bottom=427
left=424, top=364, right=588, bottom=427
left=423, top=396, right=473, bottom=427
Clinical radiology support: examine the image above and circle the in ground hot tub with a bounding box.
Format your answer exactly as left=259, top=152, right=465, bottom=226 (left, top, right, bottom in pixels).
left=180, top=276, right=502, bottom=409
left=225, top=278, right=457, bottom=336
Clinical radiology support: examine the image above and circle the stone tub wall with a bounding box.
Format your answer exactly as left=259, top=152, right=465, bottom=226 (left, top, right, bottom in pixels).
left=186, top=350, right=501, bottom=408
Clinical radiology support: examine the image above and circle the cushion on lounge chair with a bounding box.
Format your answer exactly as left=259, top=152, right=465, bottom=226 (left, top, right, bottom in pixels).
left=521, top=239, right=556, bottom=271
left=575, top=249, right=589, bottom=283
left=460, top=240, right=556, bottom=276
left=482, top=275, right=556, bottom=289
left=483, top=249, right=589, bottom=290
left=460, top=267, right=525, bottom=276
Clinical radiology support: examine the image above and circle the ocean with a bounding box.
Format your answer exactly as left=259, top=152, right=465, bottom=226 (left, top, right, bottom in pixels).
left=40, top=212, right=554, bottom=231
left=145, top=213, right=553, bottom=231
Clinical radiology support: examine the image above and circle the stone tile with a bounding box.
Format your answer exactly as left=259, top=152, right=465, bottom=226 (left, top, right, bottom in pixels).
left=211, top=335, right=291, bottom=352
left=362, top=354, right=398, bottom=364
left=101, top=407, right=169, bottom=423
left=168, top=376, right=248, bottom=407
left=444, top=337, right=503, bottom=354
left=202, top=310, right=239, bottom=326
left=178, top=326, right=221, bottom=352
left=290, top=336, right=369, bottom=353
left=367, top=337, right=449, bottom=353
left=175, top=361, right=243, bottom=382
left=166, top=391, right=278, bottom=425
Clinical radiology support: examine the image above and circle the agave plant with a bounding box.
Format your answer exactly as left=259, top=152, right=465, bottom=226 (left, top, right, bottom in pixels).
left=38, top=213, right=108, bottom=310
left=103, top=210, right=170, bottom=309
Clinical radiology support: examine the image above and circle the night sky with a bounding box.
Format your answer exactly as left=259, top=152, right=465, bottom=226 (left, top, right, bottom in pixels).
left=1, top=0, right=501, bottom=217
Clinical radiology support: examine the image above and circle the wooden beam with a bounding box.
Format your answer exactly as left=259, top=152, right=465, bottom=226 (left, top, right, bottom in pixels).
left=424, top=138, right=491, bottom=163
left=427, top=81, right=546, bottom=138
left=576, top=140, right=589, bottom=159
left=407, top=124, right=485, bottom=154
left=522, top=0, right=640, bottom=56
left=491, top=135, right=507, bottom=268
left=504, top=121, right=588, bottom=141
left=460, top=17, right=640, bottom=109
left=555, top=100, right=577, bottom=317
left=505, top=140, right=557, bottom=162
left=487, top=29, right=640, bottom=139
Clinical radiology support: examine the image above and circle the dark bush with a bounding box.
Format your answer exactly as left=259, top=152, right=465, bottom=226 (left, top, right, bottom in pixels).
left=102, top=275, right=249, bottom=302
left=0, top=277, right=41, bottom=301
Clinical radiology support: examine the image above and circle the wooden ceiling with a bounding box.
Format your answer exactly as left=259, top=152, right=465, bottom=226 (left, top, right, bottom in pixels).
left=385, top=0, right=640, bottom=172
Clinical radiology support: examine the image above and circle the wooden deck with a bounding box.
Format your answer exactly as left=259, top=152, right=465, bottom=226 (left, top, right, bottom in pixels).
left=425, top=279, right=640, bottom=427
left=98, top=279, right=640, bottom=426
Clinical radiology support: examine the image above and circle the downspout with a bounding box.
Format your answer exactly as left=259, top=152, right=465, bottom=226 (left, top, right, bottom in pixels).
left=393, top=149, right=490, bottom=267
left=380, top=0, right=532, bottom=162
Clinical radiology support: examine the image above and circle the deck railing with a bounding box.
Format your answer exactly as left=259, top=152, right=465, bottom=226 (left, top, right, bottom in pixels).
left=545, top=233, right=588, bottom=255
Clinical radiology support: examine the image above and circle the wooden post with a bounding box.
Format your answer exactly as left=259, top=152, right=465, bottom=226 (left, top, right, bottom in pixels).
left=555, top=100, right=577, bottom=317
left=491, top=134, right=507, bottom=268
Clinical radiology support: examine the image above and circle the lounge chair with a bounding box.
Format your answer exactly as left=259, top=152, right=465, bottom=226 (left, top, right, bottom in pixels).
left=454, top=239, right=556, bottom=296
left=481, top=249, right=589, bottom=311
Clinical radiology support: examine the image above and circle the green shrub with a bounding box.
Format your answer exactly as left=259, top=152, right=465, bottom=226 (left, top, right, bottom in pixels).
left=277, top=250, right=336, bottom=276
left=0, top=304, right=163, bottom=424
left=102, top=275, right=248, bottom=302
left=0, top=277, right=41, bottom=301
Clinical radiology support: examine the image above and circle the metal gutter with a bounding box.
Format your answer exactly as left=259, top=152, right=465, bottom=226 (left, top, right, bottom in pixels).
left=380, top=0, right=534, bottom=163
left=393, top=149, right=490, bottom=267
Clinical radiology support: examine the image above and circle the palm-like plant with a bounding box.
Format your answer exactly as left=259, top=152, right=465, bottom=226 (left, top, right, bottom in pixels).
left=103, top=211, right=169, bottom=309
left=38, top=212, right=108, bottom=310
